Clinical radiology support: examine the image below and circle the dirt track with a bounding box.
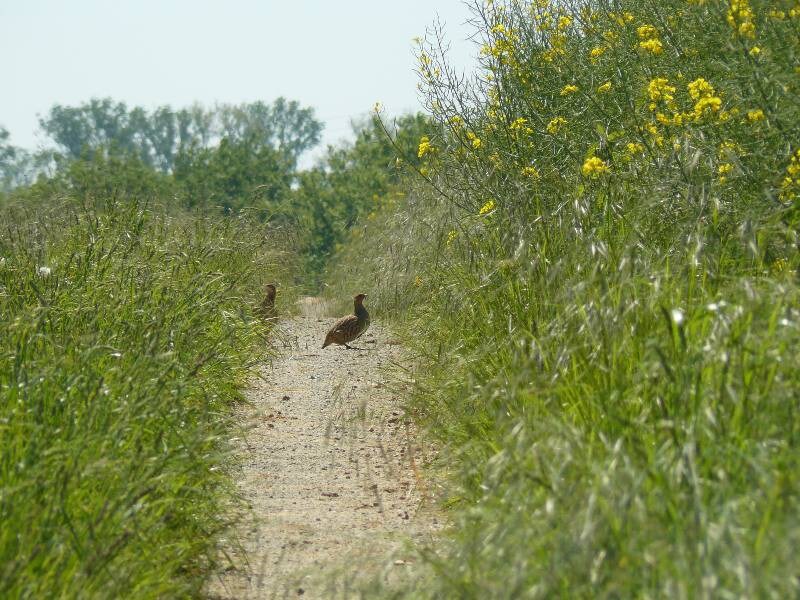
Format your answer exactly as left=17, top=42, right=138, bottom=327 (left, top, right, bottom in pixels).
left=210, top=298, right=438, bottom=599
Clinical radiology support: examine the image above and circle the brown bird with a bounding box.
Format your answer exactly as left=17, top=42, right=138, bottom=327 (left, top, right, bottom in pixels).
left=257, top=283, right=277, bottom=320
left=322, top=293, right=370, bottom=349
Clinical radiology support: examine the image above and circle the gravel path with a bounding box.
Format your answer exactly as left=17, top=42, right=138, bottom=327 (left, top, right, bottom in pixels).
left=210, top=298, right=438, bottom=599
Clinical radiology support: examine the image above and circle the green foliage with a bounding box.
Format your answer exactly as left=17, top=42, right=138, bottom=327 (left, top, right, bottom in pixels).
left=0, top=195, right=294, bottom=598
left=329, top=0, right=800, bottom=596
left=295, top=113, right=431, bottom=276
left=5, top=137, right=295, bottom=218
left=174, top=137, right=294, bottom=214
left=3, top=151, right=176, bottom=214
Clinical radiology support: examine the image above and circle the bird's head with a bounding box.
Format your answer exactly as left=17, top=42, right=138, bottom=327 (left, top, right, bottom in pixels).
left=265, top=283, right=276, bottom=297
left=354, top=293, right=367, bottom=304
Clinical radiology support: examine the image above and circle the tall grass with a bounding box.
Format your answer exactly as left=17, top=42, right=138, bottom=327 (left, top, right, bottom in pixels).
left=328, top=0, right=800, bottom=596
left=0, top=195, right=294, bottom=597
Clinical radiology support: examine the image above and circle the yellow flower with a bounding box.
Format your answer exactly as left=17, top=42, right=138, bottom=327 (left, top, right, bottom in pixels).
left=466, top=131, right=482, bottom=149
left=509, top=117, right=532, bottom=134
left=746, top=109, right=765, bottom=122
left=610, top=11, right=635, bottom=26
left=639, top=38, right=664, bottom=54
left=644, top=122, right=665, bottom=146
left=727, top=0, right=755, bottom=38
left=626, top=142, right=645, bottom=154
left=521, top=165, right=541, bottom=179
left=589, top=46, right=607, bottom=61
left=417, top=136, right=436, bottom=158
left=738, top=21, right=755, bottom=37
left=718, top=140, right=740, bottom=158
left=656, top=112, right=672, bottom=125
left=637, top=24, right=658, bottom=39
left=694, top=96, right=722, bottom=117
left=560, top=84, right=579, bottom=95
left=717, top=163, right=733, bottom=182
left=749, top=46, right=761, bottom=56
left=446, top=230, right=458, bottom=246
left=647, top=77, right=676, bottom=110
left=597, top=82, right=612, bottom=93
left=582, top=156, right=609, bottom=177
left=687, top=77, right=722, bottom=119
left=557, top=15, right=573, bottom=30
left=771, top=258, right=789, bottom=274
left=479, top=199, right=496, bottom=215
left=542, top=40, right=567, bottom=63
left=602, top=30, right=619, bottom=43
left=546, top=116, right=567, bottom=134
left=688, top=77, right=714, bottom=100
left=788, top=151, right=800, bottom=178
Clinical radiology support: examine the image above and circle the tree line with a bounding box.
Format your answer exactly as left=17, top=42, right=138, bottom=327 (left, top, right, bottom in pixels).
left=1, top=97, right=431, bottom=276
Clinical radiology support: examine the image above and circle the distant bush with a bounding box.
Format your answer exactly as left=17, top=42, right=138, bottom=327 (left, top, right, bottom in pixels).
left=295, top=113, right=431, bottom=278
left=174, top=136, right=294, bottom=214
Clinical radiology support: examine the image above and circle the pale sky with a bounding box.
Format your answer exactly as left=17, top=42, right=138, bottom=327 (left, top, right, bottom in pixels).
left=1, top=0, right=478, bottom=163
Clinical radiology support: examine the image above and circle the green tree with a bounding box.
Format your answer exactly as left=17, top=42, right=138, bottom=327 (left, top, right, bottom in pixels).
left=6, top=148, right=174, bottom=207
left=0, top=127, right=35, bottom=191
left=217, top=98, right=323, bottom=166
left=39, top=98, right=137, bottom=159
left=173, top=136, right=293, bottom=213
left=38, top=98, right=323, bottom=173
left=294, top=112, right=431, bottom=273
left=176, top=104, right=216, bottom=149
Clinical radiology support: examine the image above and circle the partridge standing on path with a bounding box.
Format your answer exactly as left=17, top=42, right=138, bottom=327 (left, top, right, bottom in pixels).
left=257, top=283, right=277, bottom=320
left=322, top=293, right=370, bottom=349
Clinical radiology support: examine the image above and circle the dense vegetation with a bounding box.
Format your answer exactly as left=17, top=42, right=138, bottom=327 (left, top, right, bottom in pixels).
left=4, top=0, right=800, bottom=596
left=329, top=0, right=800, bottom=596
left=0, top=92, right=427, bottom=596
left=294, top=113, right=430, bottom=275
left=0, top=190, right=297, bottom=595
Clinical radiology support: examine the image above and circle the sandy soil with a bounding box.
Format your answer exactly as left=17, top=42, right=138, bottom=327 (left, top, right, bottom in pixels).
left=209, top=298, right=439, bottom=599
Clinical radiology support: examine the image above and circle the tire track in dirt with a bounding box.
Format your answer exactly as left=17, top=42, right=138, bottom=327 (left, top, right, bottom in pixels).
left=210, top=297, right=438, bottom=599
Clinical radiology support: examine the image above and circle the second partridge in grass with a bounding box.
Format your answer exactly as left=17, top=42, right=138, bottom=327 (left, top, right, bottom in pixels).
left=257, top=283, right=277, bottom=320
left=322, top=293, right=370, bottom=349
